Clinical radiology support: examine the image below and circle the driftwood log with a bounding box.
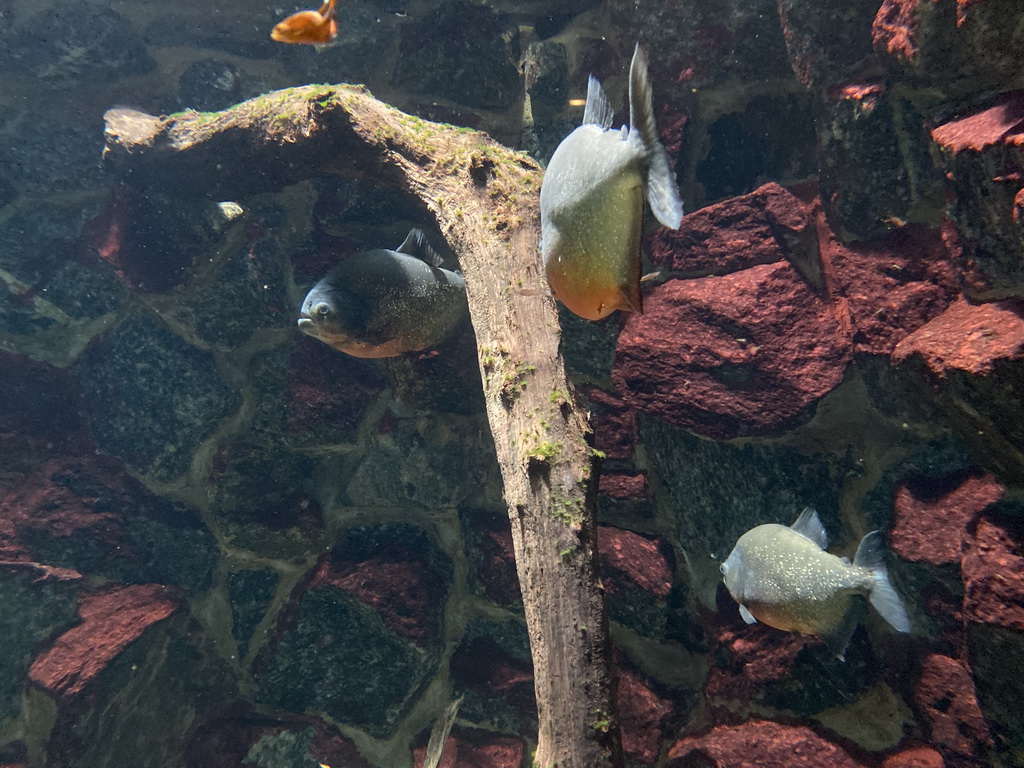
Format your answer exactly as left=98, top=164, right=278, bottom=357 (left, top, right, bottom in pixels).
left=103, top=84, right=622, bottom=768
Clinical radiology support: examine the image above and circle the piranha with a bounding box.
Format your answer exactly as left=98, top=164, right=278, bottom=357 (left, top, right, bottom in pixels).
left=271, top=0, right=338, bottom=45
left=297, top=229, right=468, bottom=358
left=539, top=44, right=683, bottom=321
left=720, top=508, right=911, bottom=659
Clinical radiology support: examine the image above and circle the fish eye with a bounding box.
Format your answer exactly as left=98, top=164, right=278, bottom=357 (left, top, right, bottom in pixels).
left=719, top=563, right=727, bottom=575
left=314, top=302, right=331, bottom=316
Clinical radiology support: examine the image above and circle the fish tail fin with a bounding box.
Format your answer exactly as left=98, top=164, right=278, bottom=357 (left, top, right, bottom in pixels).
left=854, top=531, right=911, bottom=634
left=628, top=44, right=684, bottom=230
left=582, top=76, right=614, bottom=129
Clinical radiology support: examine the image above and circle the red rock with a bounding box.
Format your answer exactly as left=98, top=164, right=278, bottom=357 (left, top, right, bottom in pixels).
left=613, top=262, right=851, bottom=440
left=955, top=0, right=984, bottom=23
left=828, top=83, right=888, bottom=105
left=821, top=222, right=958, bottom=356
left=412, top=734, right=524, bottom=768
left=962, top=515, right=1024, bottom=631
left=931, top=91, right=1024, bottom=153
left=286, top=337, right=385, bottom=436
left=317, top=540, right=447, bottom=643
left=881, top=744, right=945, bottom=768
left=467, top=511, right=520, bottom=605
left=480, top=519, right=520, bottom=606
left=892, top=297, right=1024, bottom=377
left=872, top=0, right=925, bottom=62
left=581, top=386, right=637, bottom=462
left=890, top=473, right=1004, bottom=565
left=704, top=621, right=813, bottom=704
left=598, top=472, right=650, bottom=500
left=450, top=635, right=534, bottom=714
left=667, top=719, right=869, bottom=767
left=0, top=455, right=163, bottom=568
left=646, top=182, right=813, bottom=276
left=29, top=584, right=180, bottom=699
left=617, top=667, right=676, bottom=764
left=462, top=740, right=523, bottom=768
left=598, top=527, right=672, bottom=598
left=913, top=654, right=991, bottom=759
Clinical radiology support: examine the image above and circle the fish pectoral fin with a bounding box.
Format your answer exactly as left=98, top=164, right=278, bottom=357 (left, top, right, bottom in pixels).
left=739, top=605, right=758, bottom=625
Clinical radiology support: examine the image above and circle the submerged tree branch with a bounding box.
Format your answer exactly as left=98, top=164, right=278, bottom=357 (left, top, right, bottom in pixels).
left=104, top=84, right=622, bottom=768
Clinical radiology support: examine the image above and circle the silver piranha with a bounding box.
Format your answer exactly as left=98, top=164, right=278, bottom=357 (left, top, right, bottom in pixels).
left=720, top=507, right=911, bottom=659
left=539, top=43, right=683, bottom=321
left=297, top=229, right=468, bottom=358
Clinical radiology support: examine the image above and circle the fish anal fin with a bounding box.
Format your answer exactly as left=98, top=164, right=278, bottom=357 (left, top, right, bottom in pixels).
left=582, top=76, right=614, bottom=130
left=396, top=228, right=444, bottom=267
left=821, top=602, right=863, bottom=662
left=790, top=507, right=828, bottom=550
left=739, top=604, right=758, bottom=625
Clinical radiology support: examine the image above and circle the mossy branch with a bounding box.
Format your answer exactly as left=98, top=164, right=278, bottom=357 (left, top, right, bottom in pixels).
left=103, top=83, right=621, bottom=768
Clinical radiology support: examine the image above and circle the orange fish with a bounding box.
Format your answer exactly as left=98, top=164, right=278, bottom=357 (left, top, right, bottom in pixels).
left=271, top=0, right=338, bottom=44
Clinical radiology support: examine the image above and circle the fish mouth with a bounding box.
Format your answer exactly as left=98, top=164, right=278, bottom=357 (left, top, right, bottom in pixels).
left=297, top=317, right=318, bottom=336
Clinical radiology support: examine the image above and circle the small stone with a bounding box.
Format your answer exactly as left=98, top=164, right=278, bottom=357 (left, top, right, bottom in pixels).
left=963, top=515, right=1024, bottom=631
left=614, top=262, right=851, bottom=440
left=892, top=297, right=1024, bottom=377
left=667, top=719, right=869, bottom=767
left=29, top=584, right=180, bottom=700
left=914, top=653, right=991, bottom=760
left=890, top=472, right=1004, bottom=565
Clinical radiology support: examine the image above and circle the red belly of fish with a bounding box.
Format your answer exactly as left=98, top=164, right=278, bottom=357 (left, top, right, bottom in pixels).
left=545, top=257, right=635, bottom=321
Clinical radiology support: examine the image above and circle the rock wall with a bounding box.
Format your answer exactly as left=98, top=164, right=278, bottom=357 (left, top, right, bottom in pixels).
left=1, top=0, right=1024, bottom=766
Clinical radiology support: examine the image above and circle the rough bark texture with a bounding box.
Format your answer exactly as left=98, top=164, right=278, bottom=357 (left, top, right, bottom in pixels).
left=102, top=84, right=621, bottom=768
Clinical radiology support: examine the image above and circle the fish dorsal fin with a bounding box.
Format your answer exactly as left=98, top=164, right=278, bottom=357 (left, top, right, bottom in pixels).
left=422, top=696, right=463, bottom=768
left=738, top=605, right=758, bottom=625
left=396, top=228, right=444, bottom=267
left=582, top=76, right=614, bottom=129
left=790, top=507, right=828, bottom=550
left=627, top=43, right=684, bottom=230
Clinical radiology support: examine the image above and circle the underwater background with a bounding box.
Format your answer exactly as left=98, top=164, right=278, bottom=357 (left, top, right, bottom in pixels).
left=2, top=0, right=1024, bottom=766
